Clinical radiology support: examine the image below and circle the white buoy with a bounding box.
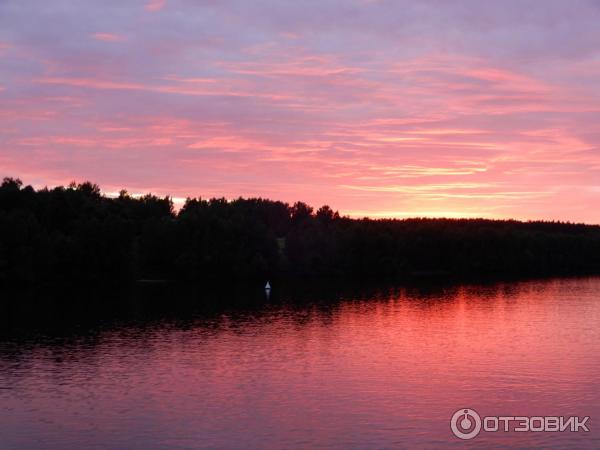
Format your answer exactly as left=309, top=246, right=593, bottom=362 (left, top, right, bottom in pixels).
left=265, top=281, right=271, bottom=290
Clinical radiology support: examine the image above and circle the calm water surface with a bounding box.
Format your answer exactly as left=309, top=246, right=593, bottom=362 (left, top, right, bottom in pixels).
left=1, top=277, right=600, bottom=449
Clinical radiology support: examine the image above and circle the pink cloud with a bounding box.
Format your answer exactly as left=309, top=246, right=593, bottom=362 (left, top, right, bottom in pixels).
left=2, top=1, right=600, bottom=223
left=145, top=0, right=166, bottom=12
left=0, top=42, right=12, bottom=55
left=91, top=33, right=125, bottom=42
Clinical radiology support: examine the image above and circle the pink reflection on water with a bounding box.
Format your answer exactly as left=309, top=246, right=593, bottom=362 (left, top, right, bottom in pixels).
left=1, top=277, right=600, bottom=449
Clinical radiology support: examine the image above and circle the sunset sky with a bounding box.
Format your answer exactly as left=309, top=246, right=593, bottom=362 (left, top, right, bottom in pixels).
left=1, top=0, right=600, bottom=222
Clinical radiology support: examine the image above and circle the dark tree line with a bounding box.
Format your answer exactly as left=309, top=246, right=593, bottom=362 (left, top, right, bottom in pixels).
left=1, top=177, right=600, bottom=286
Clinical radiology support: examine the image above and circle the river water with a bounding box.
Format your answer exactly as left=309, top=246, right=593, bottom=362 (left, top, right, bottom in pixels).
left=1, top=277, right=599, bottom=449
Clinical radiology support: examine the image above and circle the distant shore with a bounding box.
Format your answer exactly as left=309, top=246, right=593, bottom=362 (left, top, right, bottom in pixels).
left=1, top=177, right=600, bottom=287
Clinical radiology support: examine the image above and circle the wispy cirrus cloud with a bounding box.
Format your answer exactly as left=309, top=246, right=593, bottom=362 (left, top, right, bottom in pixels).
left=145, top=0, right=166, bottom=12
left=91, top=33, right=125, bottom=42
left=0, top=42, right=12, bottom=55
left=1, top=0, right=600, bottom=221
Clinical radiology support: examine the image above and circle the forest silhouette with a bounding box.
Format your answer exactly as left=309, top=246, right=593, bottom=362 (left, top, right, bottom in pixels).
left=1, top=177, right=600, bottom=286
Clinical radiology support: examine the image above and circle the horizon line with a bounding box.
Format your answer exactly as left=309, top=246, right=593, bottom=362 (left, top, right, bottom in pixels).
left=7, top=176, right=599, bottom=227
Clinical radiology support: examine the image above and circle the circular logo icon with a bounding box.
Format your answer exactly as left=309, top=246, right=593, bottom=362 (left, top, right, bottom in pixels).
left=450, top=408, right=482, bottom=440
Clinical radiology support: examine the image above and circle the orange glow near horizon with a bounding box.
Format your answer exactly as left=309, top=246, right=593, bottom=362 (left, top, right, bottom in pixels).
left=1, top=1, right=600, bottom=223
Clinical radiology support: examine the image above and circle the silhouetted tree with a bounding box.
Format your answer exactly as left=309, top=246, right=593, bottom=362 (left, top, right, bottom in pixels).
left=1, top=176, right=599, bottom=286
